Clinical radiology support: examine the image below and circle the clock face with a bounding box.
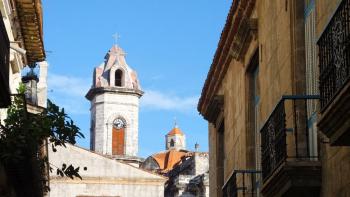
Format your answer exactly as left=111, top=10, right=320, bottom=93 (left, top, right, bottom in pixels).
left=113, top=118, right=125, bottom=129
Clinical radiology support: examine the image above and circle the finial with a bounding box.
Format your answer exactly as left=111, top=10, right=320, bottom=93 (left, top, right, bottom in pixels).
left=112, top=33, right=121, bottom=47
left=174, top=117, right=178, bottom=128
left=195, top=142, right=199, bottom=152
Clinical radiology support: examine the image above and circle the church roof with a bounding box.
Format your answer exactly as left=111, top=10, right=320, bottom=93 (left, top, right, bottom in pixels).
left=167, top=126, right=185, bottom=136
left=49, top=144, right=167, bottom=180
left=151, top=150, right=188, bottom=173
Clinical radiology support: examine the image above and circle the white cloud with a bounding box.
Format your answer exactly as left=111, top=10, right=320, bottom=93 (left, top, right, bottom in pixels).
left=141, top=90, right=199, bottom=112
left=47, top=73, right=90, bottom=115
left=47, top=73, right=199, bottom=113
left=48, top=73, right=90, bottom=97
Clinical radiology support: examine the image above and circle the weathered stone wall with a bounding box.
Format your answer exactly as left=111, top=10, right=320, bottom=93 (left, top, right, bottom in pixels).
left=316, top=0, right=350, bottom=196
left=207, top=0, right=306, bottom=196
left=257, top=0, right=293, bottom=123
left=208, top=123, right=217, bottom=197
left=194, top=152, right=209, bottom=175
left=206, top=0, right=350, bottom=196
left=222, top=58, right=247, bottom=177
left=91, top=91, right=140, bottom=156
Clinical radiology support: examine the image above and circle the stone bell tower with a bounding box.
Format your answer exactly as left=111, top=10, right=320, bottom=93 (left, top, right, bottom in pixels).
left=86, top=45, right=143, bottom=157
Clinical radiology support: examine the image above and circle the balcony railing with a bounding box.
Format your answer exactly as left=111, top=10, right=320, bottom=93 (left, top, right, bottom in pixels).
left=318, top=0, right=350, bottom=111
left=222, top=170, right=261, bottom=197
left=260, top=95, right=320, bottom=182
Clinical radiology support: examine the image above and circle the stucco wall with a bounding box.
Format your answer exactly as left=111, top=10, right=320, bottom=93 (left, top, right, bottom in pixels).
left=48, top=144, right=166, bottom=197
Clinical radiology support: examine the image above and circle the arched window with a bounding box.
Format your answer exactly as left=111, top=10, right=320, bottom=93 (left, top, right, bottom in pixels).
left=170, top=139, right=175, bottom=147
left=115, top=69, right=123, bottom=87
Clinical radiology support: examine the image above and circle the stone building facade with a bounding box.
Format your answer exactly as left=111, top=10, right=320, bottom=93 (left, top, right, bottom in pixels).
left=141, top=126, right=209, bottom=197
left=198, top=0, right=350, bottom=197
left=0, top=0, right=49, bottom=196
left=164, top=152, right=209, bottom=197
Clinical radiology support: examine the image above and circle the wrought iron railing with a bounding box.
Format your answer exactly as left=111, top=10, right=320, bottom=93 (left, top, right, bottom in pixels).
left=260, top=95, right=320, bottom=182
left=318, top=0, right=350, bottom=111
left=222, top=170, right=261, bottom=197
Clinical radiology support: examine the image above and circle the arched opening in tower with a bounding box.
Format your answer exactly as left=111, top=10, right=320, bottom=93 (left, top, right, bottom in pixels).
left=115, top=69, right=123, bottom=86
left=170, top=139, right=175, bottom=147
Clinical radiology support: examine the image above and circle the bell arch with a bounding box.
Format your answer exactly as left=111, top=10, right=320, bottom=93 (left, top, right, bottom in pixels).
left=109, top=67, right=126, bottom=87
left=115, top=69, right=123, bottom=86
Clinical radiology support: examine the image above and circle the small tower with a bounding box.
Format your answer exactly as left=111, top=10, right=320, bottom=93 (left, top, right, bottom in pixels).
left=86, top=45, right=143, bottom=157
left=165, top=123, right=186, bottom=151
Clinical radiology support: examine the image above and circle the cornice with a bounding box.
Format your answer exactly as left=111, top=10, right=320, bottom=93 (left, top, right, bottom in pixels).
left=198, top=0, right=256, bottom=121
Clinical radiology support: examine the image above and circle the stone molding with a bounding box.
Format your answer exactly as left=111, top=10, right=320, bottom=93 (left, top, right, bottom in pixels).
left=198, top=0, right=256, bottom=116
left=86, top=86, right=144, bottom=100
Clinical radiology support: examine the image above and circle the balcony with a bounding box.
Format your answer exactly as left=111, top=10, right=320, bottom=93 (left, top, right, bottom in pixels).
left=260, top=96, right=321, bottom=197
left=0, top=11, right=11, bottom=108
left=222, top=170, right=261, bottom=197
left=317, top=0, right=350, bottom=146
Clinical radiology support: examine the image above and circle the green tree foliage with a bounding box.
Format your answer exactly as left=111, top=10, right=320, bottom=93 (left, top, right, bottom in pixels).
left=0, top=88, right=85, bottom=194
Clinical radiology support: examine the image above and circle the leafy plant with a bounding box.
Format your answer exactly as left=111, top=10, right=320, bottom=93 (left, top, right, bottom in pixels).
left=0, top=87, right=86, bottom=194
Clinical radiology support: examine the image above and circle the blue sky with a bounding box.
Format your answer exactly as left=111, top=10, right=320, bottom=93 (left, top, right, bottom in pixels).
left=43, top=1, right=231, bottom=157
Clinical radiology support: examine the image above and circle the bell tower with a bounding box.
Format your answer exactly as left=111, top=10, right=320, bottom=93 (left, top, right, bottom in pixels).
left=165, top=124, right=186, bottom=151
left=86, top=45, right=143, bottom=157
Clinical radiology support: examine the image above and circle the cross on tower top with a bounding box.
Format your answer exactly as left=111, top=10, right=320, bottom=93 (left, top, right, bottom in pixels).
left=174, top=117, right=178, bottom=128
left=112, top=33, right=121, bottom=46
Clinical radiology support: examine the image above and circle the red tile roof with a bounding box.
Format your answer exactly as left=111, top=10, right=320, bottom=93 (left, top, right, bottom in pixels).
left=167, top=127, right=185, bottom=136
left=152, top=150, right=188, bottom=173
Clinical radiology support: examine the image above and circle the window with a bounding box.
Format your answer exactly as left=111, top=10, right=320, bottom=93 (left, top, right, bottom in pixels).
left=170, top=139, right=175, bottom=147
left=246, top=51, right=259, bottom=169
left=246, top=51, right=261, bottom=194
left=115, top=69, right=123, bottom=87
left=217, top=122, right=225, bottom=197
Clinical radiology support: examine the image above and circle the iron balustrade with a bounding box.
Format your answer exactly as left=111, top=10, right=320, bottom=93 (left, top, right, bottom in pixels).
left=222, top=170, right=262, bottom=197
left=223, top=171, right=237, bottom=197
left=318, top=0, right=350, bottom=111
left=260, top=95, right=320, bottom=182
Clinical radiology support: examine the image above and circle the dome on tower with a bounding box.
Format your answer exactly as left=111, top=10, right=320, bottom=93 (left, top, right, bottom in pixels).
left=167, top=126, right=185, bottom=136
left=92, top=45, right=141, bottom=90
